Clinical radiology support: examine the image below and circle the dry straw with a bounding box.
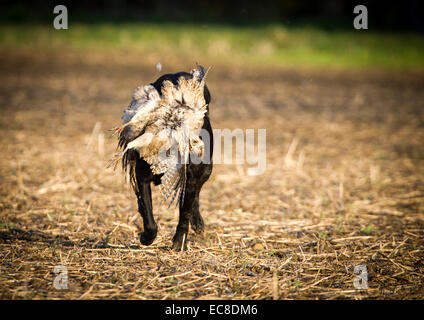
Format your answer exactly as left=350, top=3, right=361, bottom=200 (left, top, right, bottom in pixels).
left=0, top=50, right=423, bottom=299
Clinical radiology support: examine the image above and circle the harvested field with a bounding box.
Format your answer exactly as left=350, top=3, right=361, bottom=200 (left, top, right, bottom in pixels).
left=0, top=48, right=423, bottom=299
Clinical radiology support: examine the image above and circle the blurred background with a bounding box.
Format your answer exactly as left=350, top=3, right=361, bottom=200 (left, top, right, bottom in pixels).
left=0, top=0, right=424, bottom=69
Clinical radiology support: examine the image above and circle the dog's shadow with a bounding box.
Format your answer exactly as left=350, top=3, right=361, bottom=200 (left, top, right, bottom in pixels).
left=0, top=228, right=171, bottom=251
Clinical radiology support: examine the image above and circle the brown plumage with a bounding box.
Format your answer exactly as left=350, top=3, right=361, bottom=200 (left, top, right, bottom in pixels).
left=111, top=65, right=210, bottom=207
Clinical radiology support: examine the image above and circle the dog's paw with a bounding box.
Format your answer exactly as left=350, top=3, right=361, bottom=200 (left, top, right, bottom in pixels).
left=171, top=232, right=188, bottom=251
left=139, top=229, right=157, bottom=246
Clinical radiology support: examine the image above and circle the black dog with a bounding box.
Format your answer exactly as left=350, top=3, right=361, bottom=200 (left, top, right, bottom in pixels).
left=121, top=71, right=213, bottom=250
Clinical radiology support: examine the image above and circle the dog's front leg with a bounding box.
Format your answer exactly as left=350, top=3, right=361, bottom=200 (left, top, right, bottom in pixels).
left=135, top=162, right=157, bottom=246
left=136, top=181, right=157, bottom=246
left=172, top=185, right=197, bottom=251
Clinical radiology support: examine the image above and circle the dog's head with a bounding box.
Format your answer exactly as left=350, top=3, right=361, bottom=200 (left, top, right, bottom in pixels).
left=120, top=65, right=211, bottom=144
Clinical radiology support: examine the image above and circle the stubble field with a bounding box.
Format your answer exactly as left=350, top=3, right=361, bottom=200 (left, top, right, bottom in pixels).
left=0, top=48, right=423, bottom=299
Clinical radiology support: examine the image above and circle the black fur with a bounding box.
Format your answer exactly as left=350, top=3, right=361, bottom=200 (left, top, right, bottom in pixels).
left=125, top=71, right=213, bottom=250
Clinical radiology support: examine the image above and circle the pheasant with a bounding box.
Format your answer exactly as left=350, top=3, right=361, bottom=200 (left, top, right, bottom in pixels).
left=111, top=65, right=213, bottom=250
